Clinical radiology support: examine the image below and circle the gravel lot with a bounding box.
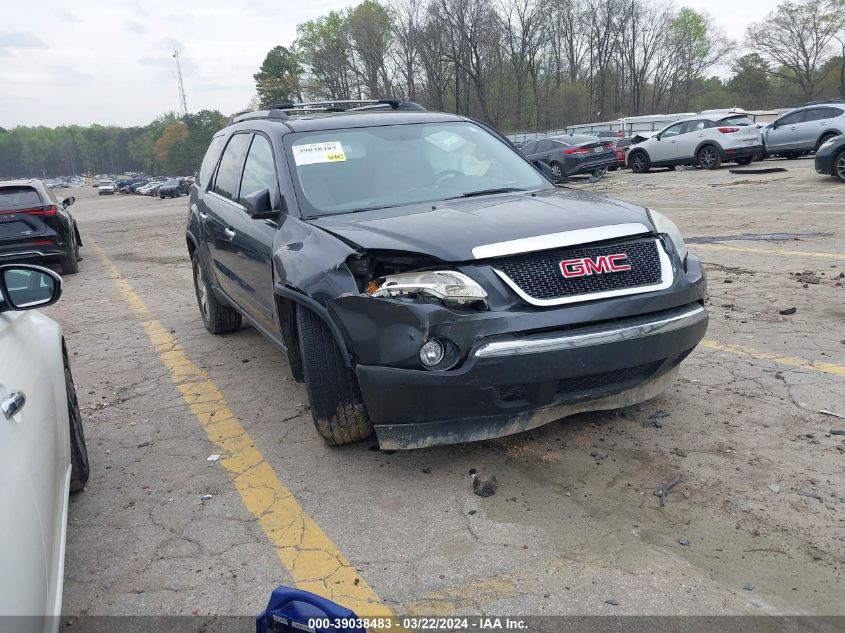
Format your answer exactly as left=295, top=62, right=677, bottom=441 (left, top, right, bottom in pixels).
left=50, top=157, right=843, bottom=619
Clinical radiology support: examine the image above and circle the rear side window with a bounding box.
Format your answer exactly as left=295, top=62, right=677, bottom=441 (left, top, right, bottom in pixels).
left=824, top=107, right=844, bottom=119
left=197, top=135, right=226, bottom=190
left=803, top=108, right=829, bottom=122
left=239, top=135, right=279, bottom=207
left=0, top=187, right=41, bottom=208
left=212, top=134, right=252, bottom=201
left=521, top=141, right=538, bottom=154
left=537, top=140, right=555, bottom=152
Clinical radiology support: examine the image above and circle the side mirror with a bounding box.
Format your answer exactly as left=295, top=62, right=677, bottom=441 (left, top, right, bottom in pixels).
left=0, top=264, right=62, bottom=312
left=62, top=197, right=75, bottom=208
left=242, top=188, right=277, bottom=220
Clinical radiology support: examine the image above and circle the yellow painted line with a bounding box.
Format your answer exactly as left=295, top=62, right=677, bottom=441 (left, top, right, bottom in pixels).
left=700, top=340, right=845, bottom=377
left=694, top=243, right=845, bottom=260
left=93, top=243, right=395, bottom=616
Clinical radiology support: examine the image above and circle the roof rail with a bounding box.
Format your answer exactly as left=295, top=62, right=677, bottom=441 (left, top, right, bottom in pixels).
left=231, top=99, right=427, bottom=123
left=802, top=98, right=845, bottom=106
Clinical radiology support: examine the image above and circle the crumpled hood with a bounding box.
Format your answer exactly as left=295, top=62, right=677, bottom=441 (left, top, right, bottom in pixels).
left=308, top=188, right=654, bottom=261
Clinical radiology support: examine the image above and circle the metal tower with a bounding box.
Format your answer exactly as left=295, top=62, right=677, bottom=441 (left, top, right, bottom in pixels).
left=173, top=50, right=188, bottom=117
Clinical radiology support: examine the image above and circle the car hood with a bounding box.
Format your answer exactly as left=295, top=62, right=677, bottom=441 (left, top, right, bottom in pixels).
left=307, top=189, right=654, bottom=261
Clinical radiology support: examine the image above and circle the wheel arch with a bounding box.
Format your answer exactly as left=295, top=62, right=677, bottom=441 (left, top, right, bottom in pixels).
left=695, top=140, right=721, bottom=157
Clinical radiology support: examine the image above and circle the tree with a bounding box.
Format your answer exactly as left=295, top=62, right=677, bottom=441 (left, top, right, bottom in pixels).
left=670, top=8, right=732, bottom=111
left=253, top=46, right=303, bottom=107
left=728, top=53, right=773, bottom=108
left=348, top=0, right=395, bottom=98
left=154, top=122, right=189, bottom=169
left=296, top=12, right=356, bottom=99
left=746, top=0, right=845, bottom=102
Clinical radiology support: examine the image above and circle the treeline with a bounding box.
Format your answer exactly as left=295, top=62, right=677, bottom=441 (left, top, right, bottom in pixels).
left=0, top=110, right=228, bottom=179
left=254, top=0, right=845, bottom=131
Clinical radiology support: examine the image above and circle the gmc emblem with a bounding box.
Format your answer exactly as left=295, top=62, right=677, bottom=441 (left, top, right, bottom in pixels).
left=560, top=253, right=631, bottom=278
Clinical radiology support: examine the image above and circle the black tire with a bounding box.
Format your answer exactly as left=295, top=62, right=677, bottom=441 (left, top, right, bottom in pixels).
left=833, top=149, right=845, bottom=183
left=784, top=153, right=799, bottom=160
left=65, top=354, right=89, bottom=493
left=297, top=305, right=372, bottom=445
left=697, top=146, right=722, bottom=170
left=549, top=161, right=564, bottom=180
left=735, top=156, right=753, bottom=165
left=629, top=151, right=649, bottom=173
left=60, top=228, right=79, bottom=274
left=191, top=252, right=242, bottom=334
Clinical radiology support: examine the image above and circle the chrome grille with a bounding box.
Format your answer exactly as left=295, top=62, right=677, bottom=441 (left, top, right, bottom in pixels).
left=494, top=238, right=663, bottom=301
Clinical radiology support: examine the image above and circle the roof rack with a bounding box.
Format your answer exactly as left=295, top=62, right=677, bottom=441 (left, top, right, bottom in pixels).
left=231, top=99, right=427, bottom=123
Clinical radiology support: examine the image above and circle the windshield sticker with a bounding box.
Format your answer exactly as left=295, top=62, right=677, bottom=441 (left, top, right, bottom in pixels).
left=292, top=141, right=347, bottom=165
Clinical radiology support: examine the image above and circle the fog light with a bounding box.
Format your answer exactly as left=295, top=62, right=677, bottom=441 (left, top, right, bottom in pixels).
left=419, top=339, right=445, bottom=367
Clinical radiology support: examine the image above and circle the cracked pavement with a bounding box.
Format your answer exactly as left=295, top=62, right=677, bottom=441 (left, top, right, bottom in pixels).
left=52, top=156, right=843, bottom=618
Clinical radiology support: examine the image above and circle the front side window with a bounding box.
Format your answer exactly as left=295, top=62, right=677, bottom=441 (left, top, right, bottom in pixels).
left=239, top=135, right=280, bottom=208
left=213, top=134, right=252, bottom=202
left=286, top=122, right=549, bottom=217
left=661, top=123, right=684, bottom=138
left=198, top=135, right=226, bottom=189
left=778, top=111, right=806, bottom=126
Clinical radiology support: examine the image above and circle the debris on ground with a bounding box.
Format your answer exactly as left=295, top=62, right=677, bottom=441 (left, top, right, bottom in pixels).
left=819, top=409, right=845, bottom=420
left=655, top=474, right=682, bottom=507
left=796, top=489, right=822, bottom=502
left=766, top=483, right=781, bottom=494
left=743, top=583, right=755, bottom=591
left=207, top=454, right=220, bottom=462
left=728, top=167, right=787, bottom=174
left=604, top=599, right=620, bottom=606
left=779, top=307, right=797, bottom=315
left=792, top=270, right=821, bottom=285
left=422, top=467, right=432, bottom=474
left=472, top=473, right=498, bottom=497
left=590, top=450, right=608, bottom=460
left=678, top=538, right=691, bottom=546
left=200, top=494, right=213, bottom=502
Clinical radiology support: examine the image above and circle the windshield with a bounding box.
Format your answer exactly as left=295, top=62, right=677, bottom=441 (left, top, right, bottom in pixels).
left=285, top=121, right=549, bottom=217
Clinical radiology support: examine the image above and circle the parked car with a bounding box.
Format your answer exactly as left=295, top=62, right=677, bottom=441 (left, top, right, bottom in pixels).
left=626, top=113, right=763, bottom=172
left=0, top=263, right=89, bottom=630
left=158, top=179, right=189, bottom=198
left=520, top=135, right=617, bottom=180
left=0, top=180, right=82, bottom=274
left=763, top=102, right=845, bottom=159
left=814, top=134, right=845, bottom=182
left=97, top=182, right=115, bottom=195
left=127, top=180, right=151, bottom=193
left=614, top=138, right=633, bottom=168
left=186, top=101, right=708, bottom=449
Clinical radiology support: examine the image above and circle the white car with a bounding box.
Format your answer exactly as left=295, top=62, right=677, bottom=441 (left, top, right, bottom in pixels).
left=0, top=264, right=89, bottom=632
left=627, top=113, right=764, bottom=172
left=97, top=182, right=115, bottom=195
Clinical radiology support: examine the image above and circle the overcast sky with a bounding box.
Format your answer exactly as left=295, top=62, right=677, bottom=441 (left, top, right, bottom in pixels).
left=0, top=0, right=777, bottom=129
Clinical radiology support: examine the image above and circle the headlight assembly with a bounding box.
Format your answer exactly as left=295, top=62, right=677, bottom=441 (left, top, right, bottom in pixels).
left=366, top=270, right=487, bottom=308
left=647, top=208, right=688, bottom=262
left=819, top=138, right=836, bottom=151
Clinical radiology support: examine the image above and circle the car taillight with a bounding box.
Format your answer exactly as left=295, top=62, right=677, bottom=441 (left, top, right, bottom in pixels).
left=0, top=205, right=56, bottom=216
left=565, top=147, right=591, bottom=155
left=606, top=143, right=615, bottom=150
left=717, top=127, right=739, bottom=133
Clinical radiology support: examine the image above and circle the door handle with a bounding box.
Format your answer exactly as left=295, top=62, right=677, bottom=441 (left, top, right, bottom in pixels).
left=223, top=228, right=236, bottom=240
left=198, top=211, right=208, bottom=221
left=1, top=391, right=25, bottom=419
left=790, top=126, right=797, bottom=130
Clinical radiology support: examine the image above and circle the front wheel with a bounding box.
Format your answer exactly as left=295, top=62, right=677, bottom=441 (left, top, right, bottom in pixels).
left=65, top=355, right=89, bottom=493
left=833, top=149, right=845, bottom=183
left=629, top=151, right=649, bottom=173
left=697, top=146, right=722, bottom=170
left=549, top=161, right=563, bottom=180
left=297, top=306, right=372, bottom=445
left=191, top=252, right=242, bottom=334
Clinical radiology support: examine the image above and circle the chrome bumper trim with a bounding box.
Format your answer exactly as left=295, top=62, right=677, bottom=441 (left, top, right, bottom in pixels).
left=474, top=305, right=706, bottom=358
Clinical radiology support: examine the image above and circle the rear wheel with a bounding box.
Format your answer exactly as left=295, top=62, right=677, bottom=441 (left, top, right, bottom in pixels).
left=60, top=229, right=79, bottom=275
left=629, top=151, right=649, bottom=173
left=549, top=161, right=563, bottom=180
left=65, top=354, right=89, bottom=493
left=834, top=149, right=845, bottom=183
left=191, top=252, right=242, bottom=334
left=297, top=306, right=372, bottom=445
left=697, top=146, right=722, bottom=170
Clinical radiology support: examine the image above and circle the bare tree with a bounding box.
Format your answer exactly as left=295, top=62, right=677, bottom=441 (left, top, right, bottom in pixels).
left=747, top=0, right=845, bottom=102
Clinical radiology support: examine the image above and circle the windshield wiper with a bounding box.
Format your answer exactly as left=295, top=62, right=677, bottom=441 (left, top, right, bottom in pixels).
left=448, top=187, right=526, bottom=199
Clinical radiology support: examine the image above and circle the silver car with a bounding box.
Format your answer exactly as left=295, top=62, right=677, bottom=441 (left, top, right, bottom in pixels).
left=763, top=101, right=845, bottom=159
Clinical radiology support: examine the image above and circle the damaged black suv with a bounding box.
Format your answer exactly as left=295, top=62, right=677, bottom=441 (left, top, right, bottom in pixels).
left=186, top=100, right=708, bottom=449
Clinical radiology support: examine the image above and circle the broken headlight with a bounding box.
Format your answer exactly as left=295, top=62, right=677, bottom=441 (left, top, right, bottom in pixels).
left=366, top=270, right=487, bottom=308
left=647, top=208, right=688, bottom=262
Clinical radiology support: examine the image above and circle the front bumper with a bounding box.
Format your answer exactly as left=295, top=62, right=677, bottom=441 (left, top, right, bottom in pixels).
left=721, top=144, right=763, bottom=161
left=358, top=302, right=707, bottom=448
